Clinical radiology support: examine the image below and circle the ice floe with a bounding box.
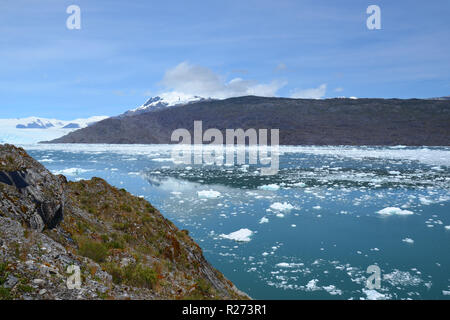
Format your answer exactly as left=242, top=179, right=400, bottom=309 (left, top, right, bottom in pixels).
left=259, top=217, right=269, bottom=224
left=197, top=190, right=221, bottom=199
left=269, top=202, right=294, bottom=212
left=258, top=184, right=280, bottom=191
left=305, top=279, right=320, bottom=291
left=383, top=270, right=422, bottom=286
left=52, top=168, right=93, bottom=176
left=402, top=238, right=414, bottom=244
left=220, top=228, right=254, bottom=242
left=362, top=289, right=387, bottom=300
left=377, top=207, right=414, bottom=216
left=322, top=285, right=342, bottom=295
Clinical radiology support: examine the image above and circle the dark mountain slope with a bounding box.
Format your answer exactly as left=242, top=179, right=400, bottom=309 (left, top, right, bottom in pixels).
left=46, top=96, right=450, bottom=146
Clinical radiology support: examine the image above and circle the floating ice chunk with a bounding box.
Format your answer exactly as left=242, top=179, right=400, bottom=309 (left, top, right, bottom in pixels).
left=419, top=197, right=433, bottom=205
left=39, top=159, right=54, bottom=163
left=291, top=224, right=296, bottom=227
left=445, top=226, right=450, bottom=230
left=313, top=205, right=321, bottom=210
left=383, top=270, right=422, bottom=286
left=276, top=213, right=284, bottom=218
left=276, top=262, right=303, bottom=268
left=151, top=157, right=174, bottom=162
left=443, top=291, right=450, bottom=296
left=270, top=202, right=294, bottom=212
left=276, top=262, right=291, bottom=268
left=258, top=184, right=280, bottom=191
left=377, top=207, right=413, bottom=216
left=362, top=289, right=387, bottom=300
left=402, top=238, right=414, bottom=244
left=220, top=228, right=253, bottom=242
left=52, top=168, right=92, bottom=176
left=305, top=279, right=320, bottom=291
left=322, top=285, right=342, bottom=295
left=197, top=190, right=221, bottom=199
left=259, top=217, right=269, bottom=224
left=291, top=182, right=306, bottom=188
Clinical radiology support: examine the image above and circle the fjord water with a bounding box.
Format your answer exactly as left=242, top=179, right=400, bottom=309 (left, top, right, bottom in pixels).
left=24, top=144, right=450, bottom=300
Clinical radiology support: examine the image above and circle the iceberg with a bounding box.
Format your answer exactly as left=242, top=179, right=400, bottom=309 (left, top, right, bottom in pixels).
left=220, top=228, right=253, bottom=242
left=258, top=184, right=280, bottom=191
left=270, top=202, right=294, bottom=212
left=197, top=190, right=221, bottom=199
left=377, top=207, right=413, bottom=216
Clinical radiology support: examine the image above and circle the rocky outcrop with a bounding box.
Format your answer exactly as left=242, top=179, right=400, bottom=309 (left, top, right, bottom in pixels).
left=0, top=145, right=65, bottom=231
left=0, top=144, right=248, bottom=300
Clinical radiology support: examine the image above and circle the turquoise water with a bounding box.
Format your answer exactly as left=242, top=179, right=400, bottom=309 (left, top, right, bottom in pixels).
left=24, top=144, right=450, bottom=300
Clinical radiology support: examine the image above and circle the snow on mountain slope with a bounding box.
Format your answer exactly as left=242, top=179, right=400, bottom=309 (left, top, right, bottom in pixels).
left=123, top=93, right=212, bottom=116
left=0, top=116, right=108, bottom=144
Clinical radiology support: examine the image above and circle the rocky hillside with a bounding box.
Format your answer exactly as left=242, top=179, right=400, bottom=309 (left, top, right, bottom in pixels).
left=46, top=96, right=450, bottom=146
left=0, top=144, right=247, bottom=300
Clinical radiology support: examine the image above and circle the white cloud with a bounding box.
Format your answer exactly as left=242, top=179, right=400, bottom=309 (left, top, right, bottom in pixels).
left=160, top=61, right=286, bottom=99
left=290, top=83, right=327, bottom=99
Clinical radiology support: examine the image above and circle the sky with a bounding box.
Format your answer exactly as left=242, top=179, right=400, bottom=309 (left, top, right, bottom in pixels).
left=0, top=0, right=449, bottom=119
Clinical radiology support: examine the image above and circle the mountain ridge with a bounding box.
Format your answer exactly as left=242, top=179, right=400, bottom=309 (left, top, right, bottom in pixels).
left=121, top=95, right=213, bottom=117
left=46, top=96, right=450, bottom=146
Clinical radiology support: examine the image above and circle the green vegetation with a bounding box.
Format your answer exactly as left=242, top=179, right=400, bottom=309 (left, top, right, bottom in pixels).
left=105, top=262, right=157, bottom=289
left=182, top=279, right=215, bottom=300
left=0, top=262, right=8, bottom=285
left=78, top=239, right=108, bottom=263
left=0, top=262, right=11, bottom=300
left=0, top=287, right=11, bottom=300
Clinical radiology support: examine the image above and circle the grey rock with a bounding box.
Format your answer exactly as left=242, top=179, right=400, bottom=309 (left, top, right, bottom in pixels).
left=29, top=213, right=45, bottom=231
left=4, top=274, right=19, bottom=289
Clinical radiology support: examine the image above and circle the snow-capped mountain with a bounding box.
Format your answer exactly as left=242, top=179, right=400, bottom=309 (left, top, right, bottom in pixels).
left=0, top=116, right=108, bottom=144
left=122, top=93, right=212, bottom=117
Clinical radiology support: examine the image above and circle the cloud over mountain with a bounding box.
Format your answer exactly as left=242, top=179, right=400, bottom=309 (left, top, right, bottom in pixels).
left=160, top=62, right=286, bottom=99
left=291, top=84, right=327, bottom=99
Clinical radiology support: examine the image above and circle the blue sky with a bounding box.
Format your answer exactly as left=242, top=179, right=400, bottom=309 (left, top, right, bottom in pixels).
left=1, top=0, right=449, bottom=119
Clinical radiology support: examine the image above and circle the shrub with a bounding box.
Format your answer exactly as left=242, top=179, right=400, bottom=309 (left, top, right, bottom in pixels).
left=112, top=222, right=130, bottom=231
left=124, top=263, right=157, bottom=289
left=102, top=233, right=125, bottom=249
left=105, top=262, right=157, bottom=289
left=0, top=262, right=8, bottom=285
left=0, top=287, right=11, bottom=300
left=182, top=279, right=214, bottom=300
left=78, top=239, right=108, bottom=263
